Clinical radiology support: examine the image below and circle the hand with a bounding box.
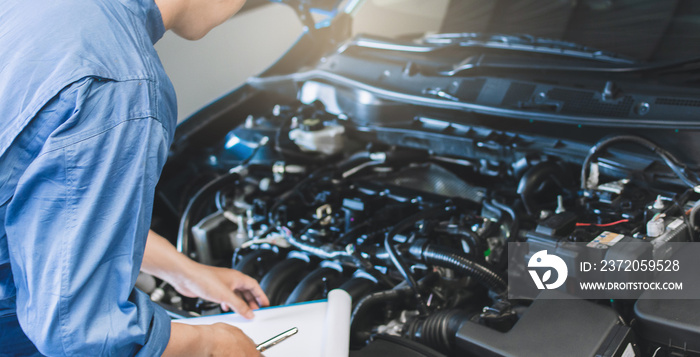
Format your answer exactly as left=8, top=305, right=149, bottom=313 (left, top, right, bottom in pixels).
left=171, top=263, right=270, bottom=319
left=205, top=323, right=262, bottom=357
left=165, top=322, right=262, bottom=357
left=142, top=230, right=270, bottom=319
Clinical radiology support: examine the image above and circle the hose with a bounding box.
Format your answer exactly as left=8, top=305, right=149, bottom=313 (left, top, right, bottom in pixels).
left=384, top=204, right=455, bottom=315
left=402, top=310, right=469, bottom=353
left=233, top=249, right=280, bottom=281
left=337, top=149, right=430, bottom=179
left=339, top=275, right=378, bottom=305
left=176, top=171, right=241, bottom=257
left=435, top=225, right=483, bottom=261
left=350, top=273, right=439, bottom=345
left=284, top=265, right=342, bottom=304
left=259, top=256, right=310, bottom=306
left=351, top=288, right=411, bottom=344
left=409, top=243, right=507, bottom=296
left=580, top=135, right=698, bottom=190
left=177, top=137, right=269, bottom=258
left=517, top=161, right=567, bottom=217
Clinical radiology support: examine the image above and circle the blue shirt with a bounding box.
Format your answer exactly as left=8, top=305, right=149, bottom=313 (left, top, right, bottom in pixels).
left=0, top=0, right=177, bottom=355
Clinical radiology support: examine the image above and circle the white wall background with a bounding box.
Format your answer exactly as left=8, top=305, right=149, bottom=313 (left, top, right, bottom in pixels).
left=155, top=4, right=303, bottom=122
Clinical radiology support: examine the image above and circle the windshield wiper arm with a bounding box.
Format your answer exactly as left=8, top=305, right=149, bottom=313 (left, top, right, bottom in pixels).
left=344, top=33, right=634, bottom=65
left=428, top=33, right=700, bottom=76
left=424, top=33, right=636, bottom=65
left=345, top=33, right=700, bottom=76
left=441, top=53, right=638, bottom=76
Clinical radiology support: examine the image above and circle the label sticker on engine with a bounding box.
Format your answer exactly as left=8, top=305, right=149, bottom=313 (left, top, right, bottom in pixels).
left=586, top=231, right=624, bottom=249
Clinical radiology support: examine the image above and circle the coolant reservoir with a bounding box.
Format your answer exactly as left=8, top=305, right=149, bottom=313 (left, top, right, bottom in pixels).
left=289, top=118, right=345, bottom=155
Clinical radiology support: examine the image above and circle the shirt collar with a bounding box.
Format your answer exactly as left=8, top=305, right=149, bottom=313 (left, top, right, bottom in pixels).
left=143, top=0, right=166, bottom=44
left=116, top=0, right=166, bottom=44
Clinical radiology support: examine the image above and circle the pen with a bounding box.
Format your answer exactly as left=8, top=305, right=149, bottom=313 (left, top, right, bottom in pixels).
left=255, top=327, right=299, bottom=352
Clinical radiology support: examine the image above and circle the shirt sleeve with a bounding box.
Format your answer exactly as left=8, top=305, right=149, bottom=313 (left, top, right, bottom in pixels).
left=5, top=78, right=173, bottom=356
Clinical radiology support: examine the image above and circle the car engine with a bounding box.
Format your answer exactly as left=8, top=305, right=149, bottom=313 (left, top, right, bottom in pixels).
left=147, top=85, right=700, bottom=357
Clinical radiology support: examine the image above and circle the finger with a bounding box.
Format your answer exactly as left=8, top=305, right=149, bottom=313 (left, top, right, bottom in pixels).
left=225, top=270, right=271, bottom=308
left=235, top=275, right=270, bottom=308
left=223, top=291, right=255, bottom=319
left=243, top=290, right=260, bottom=310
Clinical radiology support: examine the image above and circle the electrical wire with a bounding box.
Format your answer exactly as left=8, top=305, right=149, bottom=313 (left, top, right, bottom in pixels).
left=575, top=219, right=629, bottom=227
left=580, top=135, right=699, bottom=190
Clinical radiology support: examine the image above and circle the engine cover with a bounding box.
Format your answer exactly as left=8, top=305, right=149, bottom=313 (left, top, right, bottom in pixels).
left=456, top=290, right=638, bottom=357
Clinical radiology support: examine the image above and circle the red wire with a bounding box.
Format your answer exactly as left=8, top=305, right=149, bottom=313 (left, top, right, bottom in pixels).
left=576, top=219, right=629, bottom=227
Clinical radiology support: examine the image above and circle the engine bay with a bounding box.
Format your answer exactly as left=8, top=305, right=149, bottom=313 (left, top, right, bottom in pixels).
left=150, top=96, right=700, bottom=356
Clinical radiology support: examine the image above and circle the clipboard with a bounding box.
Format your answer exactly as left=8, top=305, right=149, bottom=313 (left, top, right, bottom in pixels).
left=174, top=289, right=351, bottom=357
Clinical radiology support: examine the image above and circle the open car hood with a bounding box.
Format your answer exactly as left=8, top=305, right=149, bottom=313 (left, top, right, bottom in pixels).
left=151, top=2, right=700, bottom=356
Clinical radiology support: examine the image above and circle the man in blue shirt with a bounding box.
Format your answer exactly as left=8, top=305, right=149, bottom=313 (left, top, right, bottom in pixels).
left=0, top=0, right=269, bottom=355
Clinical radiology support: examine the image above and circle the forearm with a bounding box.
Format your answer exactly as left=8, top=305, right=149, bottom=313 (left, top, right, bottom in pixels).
left=142, top=229, right=197, bottom=284
left=163, top=323, right=207, bottom=357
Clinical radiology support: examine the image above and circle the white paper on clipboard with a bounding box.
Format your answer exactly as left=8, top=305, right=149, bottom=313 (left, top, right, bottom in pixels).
left=174, top=289, right=351, bottom=357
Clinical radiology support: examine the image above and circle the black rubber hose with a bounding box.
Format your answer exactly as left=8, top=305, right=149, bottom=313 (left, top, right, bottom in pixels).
left=176, top=138, right=270, bottom=258
left=436, top=226, right=483, bottom=262
left=410, top=244, right=507, bottom=295
left=350, top=288, right=412, bottom=344
left=335, top=151, right=372, bottom=172
left=384, top=204, right=454, bottom=315
left=284, top=266, right=342, bottom=305
left=402, top=310, right=470, bottom=353
left=580, top=135, right=698, bottom=190
left=339, top=276, right=378, bottom=306
left=176, top=172, right=240, bottom=257
left=259, top=257, right=309, bottom=306
left=517, top=161, right=567, bottom=217
left=233, top=249, right=280, bottom=281
left=350, top=273, right=439, bottom=345
left=458, top=228, right=483, bottom=260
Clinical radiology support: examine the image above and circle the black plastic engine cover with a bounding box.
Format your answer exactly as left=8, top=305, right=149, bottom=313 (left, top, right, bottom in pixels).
left=634, top=247, right=700, bottom=354
left=456, top=290, right=637, bottom=357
